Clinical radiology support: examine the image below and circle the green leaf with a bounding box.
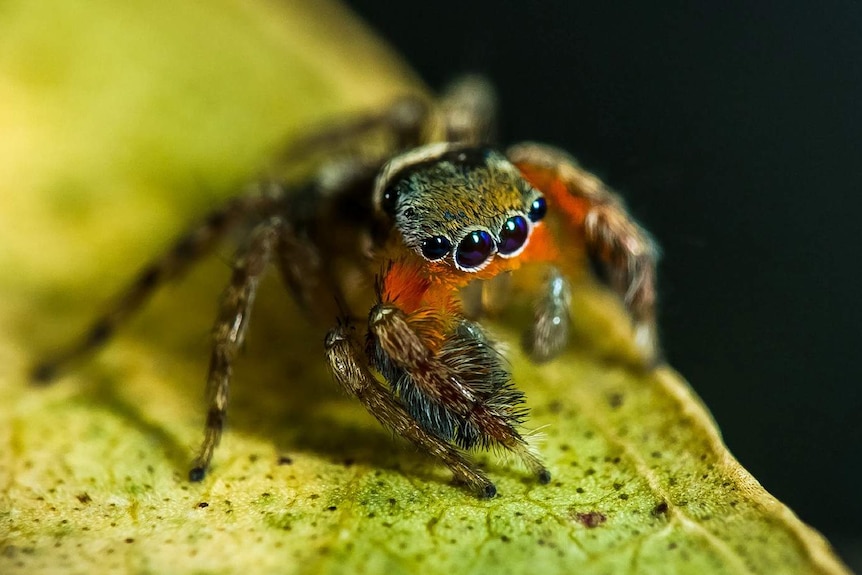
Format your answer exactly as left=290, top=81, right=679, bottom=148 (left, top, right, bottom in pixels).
left=0, top=1, right=849, bottom=574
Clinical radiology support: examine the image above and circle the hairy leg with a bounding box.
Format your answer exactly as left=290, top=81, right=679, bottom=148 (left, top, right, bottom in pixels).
left=368, top=304, right=550, bottom=483
left=324, top=320, right=498, bottom=498
left=507, top=143, right=660, bottom=363
left=438, top=75, right=498, bottom=146
left=188, top=217, right=283, bottom=481
left=273, top=95, right=430, bottom=169
left=32, top=194, right=278, bottom=383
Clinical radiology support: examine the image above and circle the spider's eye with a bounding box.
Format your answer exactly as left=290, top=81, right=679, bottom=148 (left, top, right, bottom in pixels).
left=381, top=186, right=399, bottom=216
left=455, top=230, right=494, bottom=269
left=528, top=197, right=547, bottom=222
left=498, top=215, right=529, bottom=255
left=421, top=235, right=452, bottom=260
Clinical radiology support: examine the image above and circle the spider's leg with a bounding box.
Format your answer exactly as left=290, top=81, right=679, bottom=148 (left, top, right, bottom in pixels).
left=31, top=194, right=277, bottom=383
left=274, top=94, right=430, bottom=168
left=324, top=320, right=497, bottom=497
left=189, top=217, right=282, bottom=481
left=525, top=266, right=572, bottom=363
left=439, top=75, right=498, bottom=146
left=368, top=304, right=550, bottom=485
left=508, top=143, right=660, bottom=364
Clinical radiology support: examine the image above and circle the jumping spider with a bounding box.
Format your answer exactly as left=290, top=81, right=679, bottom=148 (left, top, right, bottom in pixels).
left=33, top=77, right=659, bottom=498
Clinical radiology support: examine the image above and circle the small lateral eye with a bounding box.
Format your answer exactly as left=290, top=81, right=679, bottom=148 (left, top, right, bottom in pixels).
left=455, top=230, right=494, bottom=269
left=421, top=235, right=452, bottom=260
left=498, top=215, right=529, bottom=255
left=381, top=186, right=399, bottom=216
left=528, top=197, right=547, bottom=222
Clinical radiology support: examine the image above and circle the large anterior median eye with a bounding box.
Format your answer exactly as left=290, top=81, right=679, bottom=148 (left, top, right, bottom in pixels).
left=421, top=235, right=452, bottom=260
left=498, top=215, right=529, bottom=255
left=455, top=230, right=494, bottom=269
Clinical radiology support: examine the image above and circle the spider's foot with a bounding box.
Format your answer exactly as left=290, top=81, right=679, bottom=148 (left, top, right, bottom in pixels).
left=188, top=466, right=207, bottom=482
left=479, top=481, right=498, bottom=499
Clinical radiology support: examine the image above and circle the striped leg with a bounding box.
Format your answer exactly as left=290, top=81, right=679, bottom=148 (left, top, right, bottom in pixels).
left=324, top=320, right=498, bottom=498
left=508, top=143, right=661, bottom=364
left=32, top=194, right=276, bottom=383
left=188, top=218, right=282, bottom=481
left=368, top=305, right=550, bottom=486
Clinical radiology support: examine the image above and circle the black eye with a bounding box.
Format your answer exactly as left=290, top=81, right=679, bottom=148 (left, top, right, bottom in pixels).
left=528, top=197, right=547, bottom=222
left=455, top=230, right=494, bottom=269
left=421, top=236, right=452, bottom=260
left=381, top=186, right=399, bottom=216
left=498, top=215, right=529, bottom=255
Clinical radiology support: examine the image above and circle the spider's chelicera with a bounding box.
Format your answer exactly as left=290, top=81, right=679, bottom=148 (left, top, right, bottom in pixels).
left=33, top=77, right=660, bottom=498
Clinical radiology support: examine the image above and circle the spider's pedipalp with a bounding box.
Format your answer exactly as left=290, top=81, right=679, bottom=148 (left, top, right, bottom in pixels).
left=190, top=217, right=284, bottom=480
left=31, top=193, right=278, bottom=384
left=324, top=320, right=497, bottom=497
left=526, top=266, right=572, bottom=363
left=367, top=303, right=548, bottom=480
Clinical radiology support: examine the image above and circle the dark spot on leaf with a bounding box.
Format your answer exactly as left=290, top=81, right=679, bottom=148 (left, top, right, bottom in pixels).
left=619, top=494, right=629, bottom=500
left=124, top=538, right=134, bottom=544
left=388, top=498, right=396, bottom=505
left=278, top=456, right=293, bottom=465
left=653, top=501, right=669, bottom=516
left=576, top=487, right=584, bottom=494
left=651, top=451, right=662, bottom=458
left=76, top=493, right=91, bottom=504
left=326, top=506, right=337, bottom=512
left=608, top=392, right=624, bottom=408
left=585, top=468, right=595, bottom=476
left=612, top=482, right=622, bottom=490
left=197, top=502, right=208, bottom=509
left=548, top=400, right=562, bottom=414
left=575, top=511, right=607, bottom=528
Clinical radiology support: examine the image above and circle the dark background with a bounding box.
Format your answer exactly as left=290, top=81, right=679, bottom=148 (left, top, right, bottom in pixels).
left=347, top=0, right=861, bottom=567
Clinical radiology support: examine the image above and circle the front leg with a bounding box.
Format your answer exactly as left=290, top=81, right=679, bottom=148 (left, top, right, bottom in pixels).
left=324, top=320, right=498, bottom=498
left=367, top=304, right=550, bottom=485
left=508, top=143, right=660, bottom=364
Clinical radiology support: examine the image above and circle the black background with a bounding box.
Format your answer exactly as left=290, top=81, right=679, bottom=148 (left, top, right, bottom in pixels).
left=346, top=0, right=861, bottom=566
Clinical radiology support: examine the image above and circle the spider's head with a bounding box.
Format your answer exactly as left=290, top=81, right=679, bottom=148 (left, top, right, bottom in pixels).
left=373, top=143, right=546, bottom=273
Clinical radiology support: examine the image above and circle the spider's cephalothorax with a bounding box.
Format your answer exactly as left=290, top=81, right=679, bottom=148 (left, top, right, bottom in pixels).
left=374, top=144, right=545, bottom=272
left=33, top=77, right=659, bottom=498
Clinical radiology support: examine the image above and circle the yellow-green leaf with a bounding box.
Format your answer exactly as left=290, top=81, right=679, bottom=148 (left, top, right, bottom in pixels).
left=0, top=1, right=850, bottom=574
